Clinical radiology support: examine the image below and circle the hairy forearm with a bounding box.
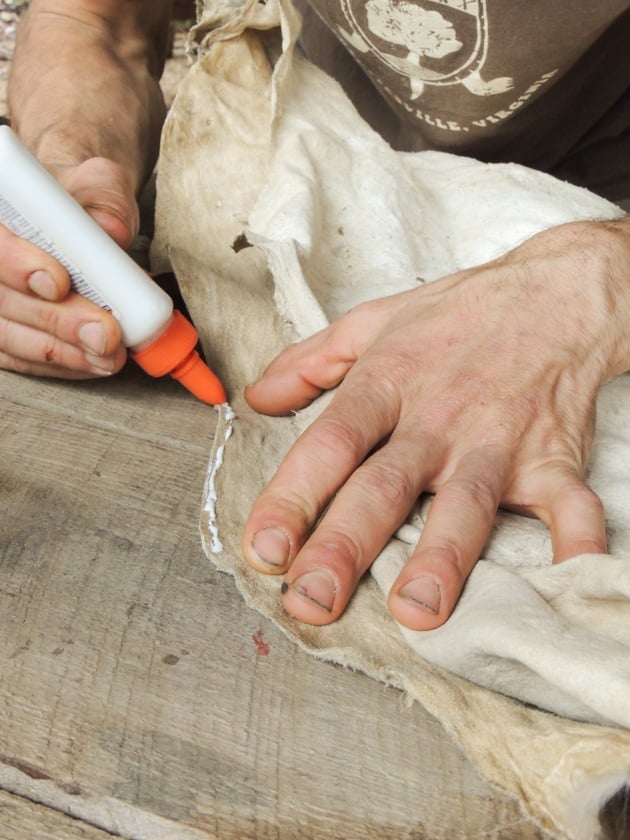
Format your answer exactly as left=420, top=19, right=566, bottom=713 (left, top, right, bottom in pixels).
left=8, top=0, right=172, bottom=191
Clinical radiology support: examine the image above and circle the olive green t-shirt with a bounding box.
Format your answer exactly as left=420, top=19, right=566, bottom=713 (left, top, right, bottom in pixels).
left=299, top=1, right=630, bottom=200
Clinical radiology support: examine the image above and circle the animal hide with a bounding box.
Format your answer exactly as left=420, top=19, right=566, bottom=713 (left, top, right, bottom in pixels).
left=152, top=2, right=630, bottom=836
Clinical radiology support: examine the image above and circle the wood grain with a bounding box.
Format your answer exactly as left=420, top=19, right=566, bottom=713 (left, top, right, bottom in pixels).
left=0, top=790, right=116, bottom=840
left=0, top=364, right=552, bottom=838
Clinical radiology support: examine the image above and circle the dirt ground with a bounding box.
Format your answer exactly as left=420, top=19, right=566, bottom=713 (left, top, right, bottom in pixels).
left=0, top=1, right=194, bottom=115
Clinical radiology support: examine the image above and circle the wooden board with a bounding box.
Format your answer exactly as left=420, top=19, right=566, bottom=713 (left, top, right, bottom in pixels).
left=0, top=790, right=116, bottom=840
left=0, top=363, right=553, bottom=839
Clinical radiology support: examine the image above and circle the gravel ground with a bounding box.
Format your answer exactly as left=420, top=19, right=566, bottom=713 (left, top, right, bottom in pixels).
left=0, top=0, right=27, bottom=111
left=0, top=0, right=27, bottom=52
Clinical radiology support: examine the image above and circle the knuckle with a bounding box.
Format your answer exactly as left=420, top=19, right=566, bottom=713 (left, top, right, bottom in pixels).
left=374, top=347, right=419, bottom=383
left=345, top=298, right=380, bottom=323
left=360, top=460, right=416, bottom=509
left=316, top=529, right=362, bottom=571
left=253, top=483, right=319, bottom=533
left=274, top=488, right=319, bottom=530
left=425, top=542, right=466, bottom=580
left=309, top=415, right=366, bottom=466
left=442, top=473, right=498, bottom=523
left=41, top=333, right=63, bottom=366
left=41, top=304, right=62, bottom=339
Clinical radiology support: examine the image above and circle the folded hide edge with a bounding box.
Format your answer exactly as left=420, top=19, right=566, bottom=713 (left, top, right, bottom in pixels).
left=151, top=1, right=630, bottom=837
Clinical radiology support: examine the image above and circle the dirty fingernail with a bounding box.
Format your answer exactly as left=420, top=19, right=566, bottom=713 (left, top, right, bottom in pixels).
left=287, top=569, right=337, bottom=613
left=79, top=322, right=107, bottom=355
left=251, top=527, right=290, bottom=569
left=84, top=352, right=115, bottom=375
left=28, top=270, right=57, bottom=300
left=396, top=577, right=441, bottom=615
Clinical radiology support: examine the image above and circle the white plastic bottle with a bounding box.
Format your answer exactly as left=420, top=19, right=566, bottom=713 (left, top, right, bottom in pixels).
left=0, top=125, right=226, bottom=404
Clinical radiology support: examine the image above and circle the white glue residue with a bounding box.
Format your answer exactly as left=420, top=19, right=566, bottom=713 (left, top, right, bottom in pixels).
left=203, top=403, right=236, bottom=553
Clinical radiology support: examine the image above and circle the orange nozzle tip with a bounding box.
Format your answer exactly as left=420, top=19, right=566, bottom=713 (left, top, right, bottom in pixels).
left=170, top=351, right=227, bottom=405
left=131, top=310, right=227, bottom=405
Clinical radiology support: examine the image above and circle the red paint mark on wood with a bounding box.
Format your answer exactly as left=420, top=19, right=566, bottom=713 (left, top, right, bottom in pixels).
left=252, top=630, right=270, bottom=656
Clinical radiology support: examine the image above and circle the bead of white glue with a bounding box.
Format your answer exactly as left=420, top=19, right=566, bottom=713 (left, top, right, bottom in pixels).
left=0, top=125, right=226, bottom=404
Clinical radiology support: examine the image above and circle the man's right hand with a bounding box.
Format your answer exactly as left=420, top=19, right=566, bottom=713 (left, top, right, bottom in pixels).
left=0, top=157, right=136, bottom=378
left=2, top=0, right=172, bottom=378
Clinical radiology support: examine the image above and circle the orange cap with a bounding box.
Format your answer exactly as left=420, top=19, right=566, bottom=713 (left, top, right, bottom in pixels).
left=131, top=309, right=227, bottom=405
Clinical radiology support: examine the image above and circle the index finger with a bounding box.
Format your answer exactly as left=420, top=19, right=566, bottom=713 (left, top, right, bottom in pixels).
left=242, top=377, right=399, bottom=573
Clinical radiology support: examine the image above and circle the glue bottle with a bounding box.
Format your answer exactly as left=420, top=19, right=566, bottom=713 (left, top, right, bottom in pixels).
left=0, top=125, right=226, bottom=405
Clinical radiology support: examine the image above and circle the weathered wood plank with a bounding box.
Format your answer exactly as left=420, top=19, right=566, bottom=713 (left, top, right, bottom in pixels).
left=0, top=790, right=116, bottom=840
left=0, top=364, right=552, bottom=839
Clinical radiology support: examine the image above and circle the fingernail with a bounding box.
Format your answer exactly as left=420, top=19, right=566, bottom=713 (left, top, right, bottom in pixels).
left=84, top=352, right=115, bottom=375
left=28, top=270, right=57, bottom=299
left=251, top=527, right=290, bottom=569
left=288, top=569, right=337, bottom=613
left=79, top=322, right=107, bottom=355
left=396, top=577, right=441, bottom=615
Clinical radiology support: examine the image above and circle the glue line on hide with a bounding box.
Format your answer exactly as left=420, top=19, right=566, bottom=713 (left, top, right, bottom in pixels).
left=204, top=404, right=236, bottom=553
